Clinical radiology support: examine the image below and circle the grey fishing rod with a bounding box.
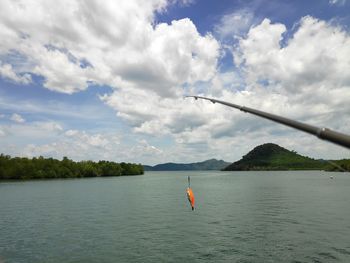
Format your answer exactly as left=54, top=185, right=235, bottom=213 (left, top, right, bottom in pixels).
left=186, top=95, right=350, bottom=149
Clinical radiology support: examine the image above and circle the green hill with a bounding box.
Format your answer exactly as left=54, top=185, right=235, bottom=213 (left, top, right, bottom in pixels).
left=324, top=159, right=350, bottom=172
left=144, top=159, right=230, bottom=171
left=223, top=143, right=326, bottom=171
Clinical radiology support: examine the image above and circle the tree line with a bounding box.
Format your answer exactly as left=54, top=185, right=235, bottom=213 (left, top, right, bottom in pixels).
left=0, top=154, right=144, bottom=180
left=325, top=159, right=350, bottom=172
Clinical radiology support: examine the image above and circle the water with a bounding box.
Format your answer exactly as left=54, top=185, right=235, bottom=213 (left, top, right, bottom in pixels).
left=1, top=171, right=350, bottom=262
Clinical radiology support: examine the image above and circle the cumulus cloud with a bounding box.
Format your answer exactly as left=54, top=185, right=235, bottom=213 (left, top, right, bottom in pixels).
left=129, top=139, right=163, bottom=158
left=4, top=126, right=163, bottom=163
left=1, top=122, right=117, bottom=160
left=64, top=130, right=109, bottom=148
left=10, top=113, right=25, bottom=123
left=100, top=88, right=214, bottom=136
left=0, top=0, right=219, bottom=95
left=0, top=63, right=31, bottom=84
left=101, top=15, right=350, bottom=161
left=234, top=16, right=350, bottom=122
left=1, top=121, right=63, bottom=141
left=214, top=9, right=255, bottom=40
left=1, top=1, right=349, bottom=163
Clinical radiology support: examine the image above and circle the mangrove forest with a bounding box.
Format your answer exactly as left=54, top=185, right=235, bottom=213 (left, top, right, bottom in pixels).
left=0, top=154, right=144, bottom=180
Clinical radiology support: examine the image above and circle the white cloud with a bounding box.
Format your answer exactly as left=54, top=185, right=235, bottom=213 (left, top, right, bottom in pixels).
left=10, top=113, right=25, bottom=123
left=0, top=0, right=219, bottom=95
left=1, top=125, right=118, bottom=160
left=100, top=15, right=350, bottom=162
left=329, top=0, right=347, bottom=5
left=1, top=2, right=349, bottom=164
left=129, top=139, right=163, bottom=159
left=214, top=9, right=255, bottom=40
left=173, top=0, right=196, bottom=6
left=100, top=88, right=214, bottom=136
left=65, top=129, right=79, bottom=137
left=35, top=121, right=63, bottom=132
left=165, top=0, right=195, bottom=7
left=234, top=16, right=350, bottom=122
left=0, top=63, right=31, bottom=84
left=0, top=121, right=63, bottom=143
left=5, top=127, right=164, bottom=164
left=63, top=130, right=110, bottom=148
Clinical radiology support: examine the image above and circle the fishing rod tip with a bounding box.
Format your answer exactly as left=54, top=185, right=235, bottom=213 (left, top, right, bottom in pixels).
left=183, top=95, right=198, bottom=100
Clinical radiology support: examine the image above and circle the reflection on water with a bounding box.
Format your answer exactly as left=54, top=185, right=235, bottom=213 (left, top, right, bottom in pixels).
left=1, top=171, right=350, bottom=262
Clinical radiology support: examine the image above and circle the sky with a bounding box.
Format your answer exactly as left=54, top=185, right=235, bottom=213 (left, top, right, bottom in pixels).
left=0, top=0, right=349, bottom=165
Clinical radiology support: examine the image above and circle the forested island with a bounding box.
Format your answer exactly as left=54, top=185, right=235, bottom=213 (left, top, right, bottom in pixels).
left=0, top=154, right=144, bottom=180
left=222, top=143, right=350, bottom=171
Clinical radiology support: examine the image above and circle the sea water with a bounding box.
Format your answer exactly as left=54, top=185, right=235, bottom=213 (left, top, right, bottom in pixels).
left=1, top=171, right=350, bottom=262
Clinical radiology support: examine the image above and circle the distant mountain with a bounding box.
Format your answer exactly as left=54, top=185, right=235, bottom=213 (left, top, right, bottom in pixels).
left=144, top=159, right=230, bottom=171
left=223, top=143, right=326, bottom=171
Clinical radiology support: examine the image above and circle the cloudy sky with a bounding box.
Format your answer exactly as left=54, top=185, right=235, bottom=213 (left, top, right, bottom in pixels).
left=0, top=0, right=349, bottom=165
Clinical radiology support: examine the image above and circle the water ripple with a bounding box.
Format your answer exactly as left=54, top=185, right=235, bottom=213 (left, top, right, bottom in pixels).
left=1, top=171, right=350, bottom=262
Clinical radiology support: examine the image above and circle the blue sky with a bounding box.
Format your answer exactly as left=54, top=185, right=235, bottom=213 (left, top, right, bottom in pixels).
left=0, top=0, right=349, bottom=165
left=158, top=0, right=350, bottom=34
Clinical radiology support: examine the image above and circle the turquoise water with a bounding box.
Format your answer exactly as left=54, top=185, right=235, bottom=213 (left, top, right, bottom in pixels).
left=1, top=171, right=350, bottom=262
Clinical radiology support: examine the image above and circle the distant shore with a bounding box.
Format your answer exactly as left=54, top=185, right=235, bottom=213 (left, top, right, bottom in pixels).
left=0, top=154, right=144, bottom=180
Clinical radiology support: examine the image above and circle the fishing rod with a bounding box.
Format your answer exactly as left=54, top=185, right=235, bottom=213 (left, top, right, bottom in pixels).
left=186, top=95, right=350, bottom=150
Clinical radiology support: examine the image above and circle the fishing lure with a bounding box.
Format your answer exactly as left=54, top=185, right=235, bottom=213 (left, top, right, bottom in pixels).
left=186, top=176, right=195, bottom=211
